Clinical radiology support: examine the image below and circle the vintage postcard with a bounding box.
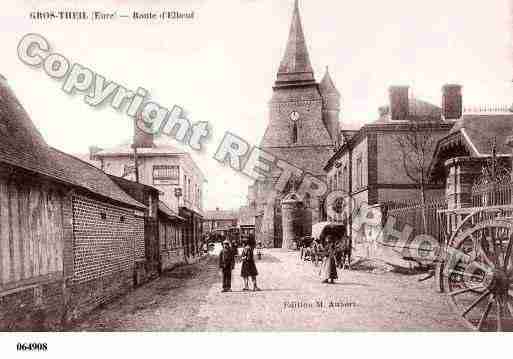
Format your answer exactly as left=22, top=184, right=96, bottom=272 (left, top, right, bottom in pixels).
left=1, top=0, right=513, bottom=356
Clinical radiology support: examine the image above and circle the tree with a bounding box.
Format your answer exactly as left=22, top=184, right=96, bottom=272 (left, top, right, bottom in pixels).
left=392, top=105, right=440, bottom=233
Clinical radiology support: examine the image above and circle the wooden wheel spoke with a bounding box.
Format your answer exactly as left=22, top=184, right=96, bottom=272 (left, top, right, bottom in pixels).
left=474, top=231, right=494, bottom=268
left=477, top=297, right=494, bottom=331
left=462, top=290, right=491, bottom=317
left=506, top=297, right=513, bottom=318
left=488, top=227, right=500, bottom=268
left=504, top=233, right=513, bottom=271
left=448, top=270, right=485, bottom=282
left=496, top=229, right=506, bottom=268
left=497, top=297, right=504, bottom=331
left=448, top=285, right=485, bottom=296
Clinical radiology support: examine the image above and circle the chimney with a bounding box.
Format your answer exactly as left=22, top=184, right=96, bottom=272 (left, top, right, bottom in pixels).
left=442, top=84, right=462, bottom=120
left=133, top=114, right=154, bottom=148
left=389, top=86, right=409, bottom=121
left=89, top=145, right=102, bottom=160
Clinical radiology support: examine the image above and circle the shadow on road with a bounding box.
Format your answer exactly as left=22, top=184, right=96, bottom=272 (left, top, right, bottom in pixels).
left=328, top=282, right=371, bottom=287
left=254, top=253, right=281, bottom=263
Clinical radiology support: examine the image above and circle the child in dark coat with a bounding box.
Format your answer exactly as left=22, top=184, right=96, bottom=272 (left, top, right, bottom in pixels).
left=219, top=240, right=235, bottom=292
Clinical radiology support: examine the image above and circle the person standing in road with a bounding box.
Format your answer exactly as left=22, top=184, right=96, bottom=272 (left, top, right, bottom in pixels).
left=219, top=240, right=235, bottom=292
left=310, top=240, right=316, bottom=266
left=241, top=238, right=260, bottom=291
left=322, top=236, right=338, bottom=284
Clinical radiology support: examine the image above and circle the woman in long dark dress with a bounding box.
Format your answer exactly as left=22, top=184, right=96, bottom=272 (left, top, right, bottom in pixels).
left=322, top=236, right=338, bottom=284
left=241, top=239, right=260, bottom=291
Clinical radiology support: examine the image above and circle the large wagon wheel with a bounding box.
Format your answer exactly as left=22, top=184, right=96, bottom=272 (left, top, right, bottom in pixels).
left=446, top=208, right=510, bottom=248
left=443, top=219, right=513, bottom=331
left=436, top=208, right=510, bottom=292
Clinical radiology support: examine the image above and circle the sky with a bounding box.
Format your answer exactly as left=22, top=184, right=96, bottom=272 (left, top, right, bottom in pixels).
left=1, top=0, right=512, bottom=211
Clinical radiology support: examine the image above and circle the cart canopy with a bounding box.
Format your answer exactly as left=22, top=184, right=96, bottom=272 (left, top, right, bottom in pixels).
left=311, top=222, right=346, bottom=242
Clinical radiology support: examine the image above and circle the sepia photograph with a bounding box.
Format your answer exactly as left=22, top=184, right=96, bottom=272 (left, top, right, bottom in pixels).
left=1, top=0, right=513, bottom=356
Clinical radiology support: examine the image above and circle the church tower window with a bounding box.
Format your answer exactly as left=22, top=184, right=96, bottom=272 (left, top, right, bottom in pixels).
left=290, top=110, right=299, bottom=144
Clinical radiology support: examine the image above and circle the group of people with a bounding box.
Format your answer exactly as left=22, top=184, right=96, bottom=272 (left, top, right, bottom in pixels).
left=299, top=233, right=352, bottom=284
left=218, top=237, right=261, bottom=292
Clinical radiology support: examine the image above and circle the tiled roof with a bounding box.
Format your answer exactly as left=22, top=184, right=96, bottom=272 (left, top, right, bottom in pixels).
left=0, top=76, right=144, bottom=209
left=449, top=113, right=513, bottom=156
left=158, top=201, right=186, bottom=222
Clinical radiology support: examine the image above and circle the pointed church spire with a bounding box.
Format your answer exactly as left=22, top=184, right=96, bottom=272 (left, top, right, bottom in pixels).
left=275, top=0, right=315, bottom=87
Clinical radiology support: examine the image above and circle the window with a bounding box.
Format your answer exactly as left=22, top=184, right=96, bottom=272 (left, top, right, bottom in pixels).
left=100, top=212, right=107, bottom=220
left=304, top=193, right=311, bottom=208
left=343, top=165, right=348, bottom=192
left=356, top=156, right=363, bottom=189
left=183, top=175, right=187, bottom=201
left=292, top=123, right=298, bottom=143
left=153, top=165, right=179, bottom=185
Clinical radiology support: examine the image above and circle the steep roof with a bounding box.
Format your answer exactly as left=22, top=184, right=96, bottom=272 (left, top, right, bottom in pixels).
left=319, top=67, right=340, bottom=96
left=428, top=113, right=513, bottom=182
left=448, top=113, right=513, bottom=156
left=275, top=0, right=315, bottom=86
left=0, top=76, right=144, bottom=209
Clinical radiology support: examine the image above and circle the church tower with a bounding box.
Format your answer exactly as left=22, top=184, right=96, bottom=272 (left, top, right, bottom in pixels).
left=253, top=0, right=341, bottom=248
left=261, top=0, right=334, bottom=151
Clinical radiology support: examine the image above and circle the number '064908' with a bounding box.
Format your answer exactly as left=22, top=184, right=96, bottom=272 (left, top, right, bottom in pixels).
left=17, top=343, right=48, bottom=351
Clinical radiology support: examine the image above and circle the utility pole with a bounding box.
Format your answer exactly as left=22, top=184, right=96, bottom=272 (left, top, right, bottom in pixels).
left=133, top=145, right=140, bottom=183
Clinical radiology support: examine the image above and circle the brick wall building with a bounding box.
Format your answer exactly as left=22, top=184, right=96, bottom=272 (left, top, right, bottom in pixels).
left=0, top=75, right=147, bottom=330
left=90, top=129, right=205, bottom=261
left=324, top=85, right=459, bottom=261
left=110, top=175, right=187, bottom=274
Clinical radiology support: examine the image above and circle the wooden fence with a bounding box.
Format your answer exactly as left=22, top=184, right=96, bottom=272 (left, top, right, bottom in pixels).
left=0, top=178, right=64, bottom=289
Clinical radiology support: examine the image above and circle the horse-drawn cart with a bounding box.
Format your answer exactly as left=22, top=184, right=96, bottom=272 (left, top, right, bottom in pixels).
left=436, top=205, right=513, bottom=331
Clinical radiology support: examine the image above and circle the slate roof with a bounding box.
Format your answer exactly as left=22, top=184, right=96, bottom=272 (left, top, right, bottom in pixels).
left=275, top=0, right=316, bottom=85
left=319, top=68, right=340, bottom=96
left=448, top=113, right=513, bottom=156
left=374, top=99, right=442, bottom=123
left=0, top=76, right=145, bottom=209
